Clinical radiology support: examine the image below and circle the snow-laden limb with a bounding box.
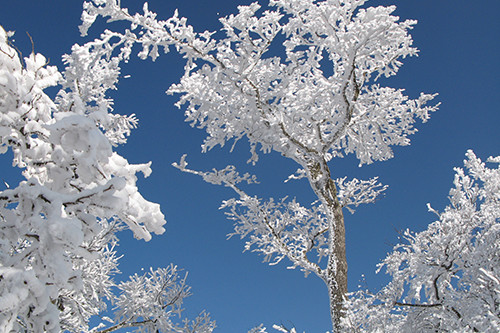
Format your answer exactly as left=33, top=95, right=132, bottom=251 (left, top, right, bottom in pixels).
left=272, top=324, right=299, bottom=333
left=179, top=311, right=216, bottom=333
left=101, top=265, right=215, bottom=333
left=336, top=177, right=387, bottom=214
left=285, top=168, right=307, bottom=183
left=0, top=25, right=213, bottom=333
left=85, top=1, right=439, bottom=330
left=344, top=150, right=500, bottom=332
left=249, top=324, right=305, bottom=333
left=173, top=154, right=258, bottom=196
left=287, top=171, right=388, bottom=214
left=60, top=220, right=123, bottom=331
left=82, top=0, right=438, bottom=164
left=248, top=324, right=269, bottom=333
left=224, top=196, right=329, bottom=277
left=56, top=29, right=139, bottom=146
left=114, top=266, right=191, bottom=332
left=175, top=156, right=328, bottom=278
left=0, top=25, right=219, bottom=332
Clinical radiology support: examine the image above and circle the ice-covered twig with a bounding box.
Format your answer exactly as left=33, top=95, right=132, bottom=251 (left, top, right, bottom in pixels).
left=336, top=176, right=388, bottom=213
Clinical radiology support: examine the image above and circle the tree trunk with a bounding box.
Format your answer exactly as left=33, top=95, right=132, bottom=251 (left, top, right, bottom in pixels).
left=326, top=176, right=348, bottom=332
left=308, top=160, right=348, bottom=332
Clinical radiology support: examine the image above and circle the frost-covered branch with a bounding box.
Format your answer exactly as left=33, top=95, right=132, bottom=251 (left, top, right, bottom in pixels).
left=82, top=0, right=438, bottom=164
left=95, top=265, right=215, bottom=333
left=285, top=168, right=307, bottom=183
left=248, top=324, right=300, bottom=333
left=336, top=177, right=388, bottom=213
left=0, top=25, right=213, bottom=333
left=224, top=196, right=328, bottom=278
left=174, top=156, right=327, bottom=279
left=173, top=154, right=258, bottom=197
left=344, top=150, right=500, bottom=332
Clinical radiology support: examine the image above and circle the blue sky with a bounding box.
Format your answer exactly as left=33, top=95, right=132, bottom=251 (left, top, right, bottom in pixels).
left=1, top=0, right=499, bottom=331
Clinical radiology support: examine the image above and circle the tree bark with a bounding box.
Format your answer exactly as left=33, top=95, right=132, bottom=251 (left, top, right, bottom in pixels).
left=326, top=177, right=348, bottom=332
left=308, top=159, right=347, bottom=332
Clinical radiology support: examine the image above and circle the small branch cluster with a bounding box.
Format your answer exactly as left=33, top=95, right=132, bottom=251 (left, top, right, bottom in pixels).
left=336, top=176, right=388, bottom=213
left=101, top=265, right=215, bottom=333
left=224, top=196, right=329, bottom=277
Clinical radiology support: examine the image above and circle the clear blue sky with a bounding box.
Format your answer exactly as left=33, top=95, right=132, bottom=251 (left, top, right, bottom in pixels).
left=1, top=0, right=499, bottom=331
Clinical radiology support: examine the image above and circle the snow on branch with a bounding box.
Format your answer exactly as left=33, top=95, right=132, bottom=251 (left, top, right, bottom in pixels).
left=223, top=196, right=328, bottom=278
left=174, top=156, right=327, bottom=279
left=248, top=324, right=300, bottom=333
left=173, top=154, right=258, bottom=197
left=0, top=24, right=209, bottom=333
left=57, top=29, right=140, bottom=146
left=81, top=0, right=439, bottom=165
left=344, top=150, right=500, bottom=332
left=335, top=176, right=388, bottom=213
left=109, top=265, right=215, bottom=333
left=285, top=168, right=307, bottom=183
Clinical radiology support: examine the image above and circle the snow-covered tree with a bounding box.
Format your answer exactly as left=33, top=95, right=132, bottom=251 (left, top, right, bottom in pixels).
left=0, top=26, right=214, bottom=332
left=80, top=0, right=439, bottom=330
left=344, top=150, right=500, bottom=332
